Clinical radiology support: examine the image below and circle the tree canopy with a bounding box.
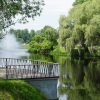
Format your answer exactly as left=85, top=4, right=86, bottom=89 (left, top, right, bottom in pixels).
left=28, top=26, right=58, bottom=54
left=0, top=0, right=44, bottom=31
left=73, top=0, right=89, bottom=5
left=58, top=0, right=100, bottom=57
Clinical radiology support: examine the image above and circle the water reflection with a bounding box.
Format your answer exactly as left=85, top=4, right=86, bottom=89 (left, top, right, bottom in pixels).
left=58, top=58, right=100, bottom=100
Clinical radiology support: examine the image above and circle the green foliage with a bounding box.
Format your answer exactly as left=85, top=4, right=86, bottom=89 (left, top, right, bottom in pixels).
left=41, top=26, right=58, bottom=44
left=0, top=80, right=47, bottom=100
left=73, top=0, right=89, bottom=5
left=29, top=54, right=53, bottom=62
left=28, top=26, right=58, bottom=54
left=58, top=0, right=100, bottom=57
left=0, top=0, right=44, bottom=30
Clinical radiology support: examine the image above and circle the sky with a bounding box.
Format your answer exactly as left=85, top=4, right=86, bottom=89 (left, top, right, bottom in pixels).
left=12, top=0, right=75, bottom=31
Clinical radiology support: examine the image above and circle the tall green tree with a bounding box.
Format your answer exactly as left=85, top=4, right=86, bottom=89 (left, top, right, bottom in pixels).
left=59, top=0, right=100, bottom=56
left=28, top=26, right=58, bottom=54
left=41, top=26, right=58, bottom=49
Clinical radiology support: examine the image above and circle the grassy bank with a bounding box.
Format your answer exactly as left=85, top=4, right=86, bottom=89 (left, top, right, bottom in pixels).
left=0, top=80, right=47, bottom=100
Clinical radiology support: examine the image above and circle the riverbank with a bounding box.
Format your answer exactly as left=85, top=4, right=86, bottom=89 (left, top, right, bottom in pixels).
left=0, top=80, right=47, bottom=100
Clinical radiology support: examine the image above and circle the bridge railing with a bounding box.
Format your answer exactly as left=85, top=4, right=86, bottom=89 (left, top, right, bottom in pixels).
left=0, top=58, right=59, bottom=79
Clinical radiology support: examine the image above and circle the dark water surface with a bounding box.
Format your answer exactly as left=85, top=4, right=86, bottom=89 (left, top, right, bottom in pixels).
left=57, top=57, right=100, bottom=100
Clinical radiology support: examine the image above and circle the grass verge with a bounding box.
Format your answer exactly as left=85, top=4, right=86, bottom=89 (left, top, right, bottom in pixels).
left=0, top=80, right=47, bottom=100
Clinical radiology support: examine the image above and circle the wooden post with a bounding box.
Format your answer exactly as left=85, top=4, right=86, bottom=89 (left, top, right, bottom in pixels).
left=6, top=58, right=8, bottom=79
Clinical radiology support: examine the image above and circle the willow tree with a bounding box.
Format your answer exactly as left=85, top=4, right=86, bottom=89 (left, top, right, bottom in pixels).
left=0, top=0, right=44, bottom=38
left=59, top=0, right=100, bottom=56
left=73, top=0, right=89, bottom=5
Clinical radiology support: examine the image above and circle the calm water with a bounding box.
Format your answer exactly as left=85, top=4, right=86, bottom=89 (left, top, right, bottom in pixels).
left=26, top=54, right=100, bottom=100
left=57, top=57, right=100, bottom=100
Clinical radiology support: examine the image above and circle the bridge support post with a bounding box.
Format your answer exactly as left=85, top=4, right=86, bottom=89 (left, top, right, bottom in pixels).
left=6, top=58, right=8, bottom=79
left=26, top=78, right=58, bottom=100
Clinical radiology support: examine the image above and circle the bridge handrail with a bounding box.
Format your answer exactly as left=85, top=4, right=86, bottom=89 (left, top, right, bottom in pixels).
left=0, top=58, right=59, bottom=79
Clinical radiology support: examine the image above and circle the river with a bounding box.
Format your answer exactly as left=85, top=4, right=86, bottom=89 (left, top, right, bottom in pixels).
left=0, top=34, right=100, bottom=100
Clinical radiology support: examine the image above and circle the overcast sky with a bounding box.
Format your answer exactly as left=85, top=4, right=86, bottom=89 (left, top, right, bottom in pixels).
left=12, top=0, right=75, bottom=31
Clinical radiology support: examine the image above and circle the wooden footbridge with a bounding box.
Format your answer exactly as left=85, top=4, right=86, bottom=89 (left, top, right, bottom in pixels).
left=0, top=58, right=59, bottom=79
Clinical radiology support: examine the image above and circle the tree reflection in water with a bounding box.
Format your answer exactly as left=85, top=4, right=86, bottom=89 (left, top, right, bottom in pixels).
left=58, top=58, right=100, bottom=100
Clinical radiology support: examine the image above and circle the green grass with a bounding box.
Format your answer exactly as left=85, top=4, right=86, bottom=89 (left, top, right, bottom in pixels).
left=0, top=80, right=47, bottom=100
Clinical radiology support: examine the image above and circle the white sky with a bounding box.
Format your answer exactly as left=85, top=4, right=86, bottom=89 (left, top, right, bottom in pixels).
left=12, top=0, right=75, bottom=31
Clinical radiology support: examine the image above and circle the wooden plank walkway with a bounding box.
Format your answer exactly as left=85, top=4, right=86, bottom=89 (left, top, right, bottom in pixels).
left=0, top=58, right=59, bottom=79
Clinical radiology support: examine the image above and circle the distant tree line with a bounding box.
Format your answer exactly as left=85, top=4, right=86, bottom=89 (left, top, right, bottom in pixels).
left=10, top=26, right=58, bottom=54
left=10, top=29, right=35, bottom=43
